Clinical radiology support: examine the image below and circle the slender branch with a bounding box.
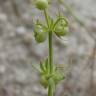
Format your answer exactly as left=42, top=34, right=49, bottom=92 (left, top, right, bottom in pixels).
left=44, top=10, right=50, bottom=28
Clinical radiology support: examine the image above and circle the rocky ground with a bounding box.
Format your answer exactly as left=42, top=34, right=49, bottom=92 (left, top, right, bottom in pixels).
left=0, top=0, right=96, bottom=96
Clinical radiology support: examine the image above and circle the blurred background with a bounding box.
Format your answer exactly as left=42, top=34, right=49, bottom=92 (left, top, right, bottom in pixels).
left=0, top=0, right=96, bottom=96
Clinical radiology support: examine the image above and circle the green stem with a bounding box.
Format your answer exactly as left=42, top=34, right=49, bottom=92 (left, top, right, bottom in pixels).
left=44, top=10, right=53, bottom=73
left=48, top=84, right=53, bottom=96
left=49, top=31, right=53, bottom=73
left=44, top=10, right=49, bottom=27
left=44, top=9, right=53, bottom=96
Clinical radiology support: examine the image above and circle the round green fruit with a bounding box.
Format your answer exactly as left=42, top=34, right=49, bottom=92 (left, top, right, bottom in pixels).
left=55, top=26, right=65, bottom=36
left=35, top=0, right=48, bottom=10
left=34, top=25, right=47, bottom=43
left=60, top=20, right=67, bottom=27
left=40, top=76, right=48, bottom=88
left=55, top=26, right=68, bottom=37
left=35, top=32, right=46, bottom=43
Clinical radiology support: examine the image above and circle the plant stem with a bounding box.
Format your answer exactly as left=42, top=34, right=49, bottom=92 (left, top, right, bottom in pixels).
left=48, top=84, right=53, bottom=96
left=44, top=10, right=49, bottom=28
left=48, top=31, right=53, bottom=73
left=44, top=10, right=53, bottom=73
left=44, top=10, right=53, bottom=96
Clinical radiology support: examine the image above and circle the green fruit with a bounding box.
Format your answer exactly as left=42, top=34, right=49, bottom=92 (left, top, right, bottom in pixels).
left=35, top=0, right=48, bottom=10
left=55, top=26, right=65, bottom=36
left=53, top=72, right=64, bottom=85
left=34, top=25, right=47, bottom=43
left=64, top=26, right=68, bottom=32
left=55, top=26, right=68, bottom=37
left=35, top=32, right=46, bottom=43
left=60, top=20, right=67, bottom=27
left=40, top=76, right=48, bottom=88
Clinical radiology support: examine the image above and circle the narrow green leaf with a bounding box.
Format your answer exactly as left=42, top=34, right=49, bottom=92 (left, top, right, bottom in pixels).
left=40, top=61, right=45, bottom=72
left=45, top=58, right=48, bottom=69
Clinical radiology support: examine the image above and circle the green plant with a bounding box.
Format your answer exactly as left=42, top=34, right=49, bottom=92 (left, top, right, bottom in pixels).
left=33, top=0, right=68, bottom=96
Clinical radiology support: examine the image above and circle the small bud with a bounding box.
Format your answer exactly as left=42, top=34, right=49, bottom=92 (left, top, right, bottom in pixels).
left=35, top=0, right=48, bottom=10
